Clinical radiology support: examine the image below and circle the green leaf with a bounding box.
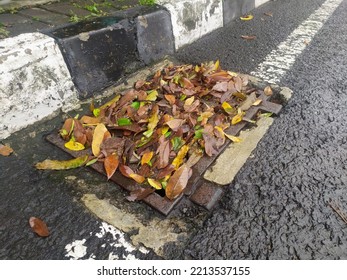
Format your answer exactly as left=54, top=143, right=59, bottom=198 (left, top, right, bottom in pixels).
left=117, top=118, right=132, bottom=126
left=93, top=108, right=101, bottom=117
left=136, top=136, right=152, bottom=148
left=86, top=158, right=98, bottom=166
left=171, top=137, right=184, bottom=152
left=164, top=131, right=172, bottom=138
left=259, top=112, right=273, bottom=118
left=179, top=94, right=187, bottom=101
left=131, top=101, right=140, bottom=110
left=194, top=129, right=204, bottom=139
left=60, top=129, right=68, bottom=137
left=143, top=129, right=154, bottom=138
left=161, top=181, right=167, bottom=189
left=173, top=75, right=181, bottom=84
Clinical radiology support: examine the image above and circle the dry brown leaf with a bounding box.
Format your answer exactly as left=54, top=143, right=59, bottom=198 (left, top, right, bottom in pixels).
left=0, top=144, right=13, bottom=156
left=264, top=86, right=273, bottom=96
left=166, top=119, right=185, bottom=131
left=164, top=94, right=176, bottom=105
left=156, top=136, right=171, bottom=169
left=129, top=173, right=146, bottom=184
left=92, top=123, right=108, bottom=156
left=141, top=151, right=154, bottom=166
left=29, top=217, right=50, bottom=237
left=80, top=115, right=100, bottom=125
left=165, top=164, right=191, bottom=200
left=212, top=81, right=228, bottom=92
left=241, top=35, right=256, bottom=40
left=104, top=154, right=119, bottom=180
left=126, top=188, right=155, bottom=202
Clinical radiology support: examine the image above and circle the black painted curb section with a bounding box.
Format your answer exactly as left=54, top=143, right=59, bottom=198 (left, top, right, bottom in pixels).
left=43, top=5, right=174, bottom=98
left=40, top=1, right=262, bottom=99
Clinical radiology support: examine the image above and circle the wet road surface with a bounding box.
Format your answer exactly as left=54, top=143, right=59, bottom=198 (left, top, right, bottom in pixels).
left=1, top=0, right=347, bottom=259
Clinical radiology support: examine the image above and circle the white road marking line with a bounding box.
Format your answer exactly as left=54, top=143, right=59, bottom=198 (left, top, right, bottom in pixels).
left=251, top=0, right=344, bottom=83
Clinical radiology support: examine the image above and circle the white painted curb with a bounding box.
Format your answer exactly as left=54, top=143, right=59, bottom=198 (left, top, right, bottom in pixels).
left=0, top=32, right=79, bottom=140
left=158, top=0, right=271, bottom=50
left=158, top=0, right=224, bottom=50
left=255, top=0, right=270, bottom=8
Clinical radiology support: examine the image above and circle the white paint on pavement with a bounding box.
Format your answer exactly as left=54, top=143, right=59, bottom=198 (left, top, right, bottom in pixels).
left=65, top=239, right=88, bottom=260
left=251, top=0, right=344, bottom=83
left=95, top=222, right=149, bottom=255
left=64, top=222, right=149, bottom=260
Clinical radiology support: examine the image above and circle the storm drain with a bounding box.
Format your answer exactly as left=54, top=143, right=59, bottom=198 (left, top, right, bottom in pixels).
left=46, top=86, right=283, bottom=216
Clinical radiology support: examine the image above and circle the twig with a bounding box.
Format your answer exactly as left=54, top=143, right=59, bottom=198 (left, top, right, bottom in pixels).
left=328, top=201, right=347, bottom=224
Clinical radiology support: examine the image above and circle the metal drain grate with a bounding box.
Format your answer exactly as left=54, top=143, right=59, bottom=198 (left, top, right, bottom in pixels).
left=46, top=89, right=282, bottom=215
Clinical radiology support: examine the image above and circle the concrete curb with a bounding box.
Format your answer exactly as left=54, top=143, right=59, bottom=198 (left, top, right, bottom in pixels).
left=0, top=0, right=270, bottom=140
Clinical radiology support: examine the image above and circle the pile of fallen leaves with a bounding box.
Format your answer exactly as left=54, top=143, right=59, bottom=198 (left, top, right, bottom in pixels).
left=36, top=61, right=267, bottom=200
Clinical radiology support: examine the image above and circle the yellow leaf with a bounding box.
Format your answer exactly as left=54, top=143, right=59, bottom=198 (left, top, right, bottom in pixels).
left=227, top=71, right=238, bottom=77
left=161, top=126, right=170, bottom=135
left=184, top=96, right=195, bottom=107
left=146, top=90, right=158, bottom=101
left=141, top=151, right=154, bottom=165
left=92, top=123, right=108, bottom=156
left=224, top=133, right=242, bottom=143
left=99, top=94, right=121, bottom=110
left=222, top=102, right=235, bottom=114
left=199, top=110, right=214, bottom=125
left=213, top=60, right=220, bottom=71
left=240, top=14, right=253, bottom=21
left=129, top=173, right=146, bottom=184
left=147, top=178, right=162, bottom=190
left=252, top=99, right=262, bottom=106
left=148, top=105, right=159, bottom=132
left=231, top=111, right=244, bottom=125
left=214, top=126, right=226, bottom=140
left=172, top=145, right=189, bottom=169
left=64, top=139, right=85, bottom=151
left=35, top=155, right=88, bottom=170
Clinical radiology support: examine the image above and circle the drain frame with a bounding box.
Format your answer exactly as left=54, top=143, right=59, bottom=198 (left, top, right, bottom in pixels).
left=46, top=86, right=283, bottom=216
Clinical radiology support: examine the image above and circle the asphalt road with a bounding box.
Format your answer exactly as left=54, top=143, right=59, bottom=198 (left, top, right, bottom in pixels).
left=177, top=0, right=347, bottom=259
left=1, top=0, right=347, bottom=260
